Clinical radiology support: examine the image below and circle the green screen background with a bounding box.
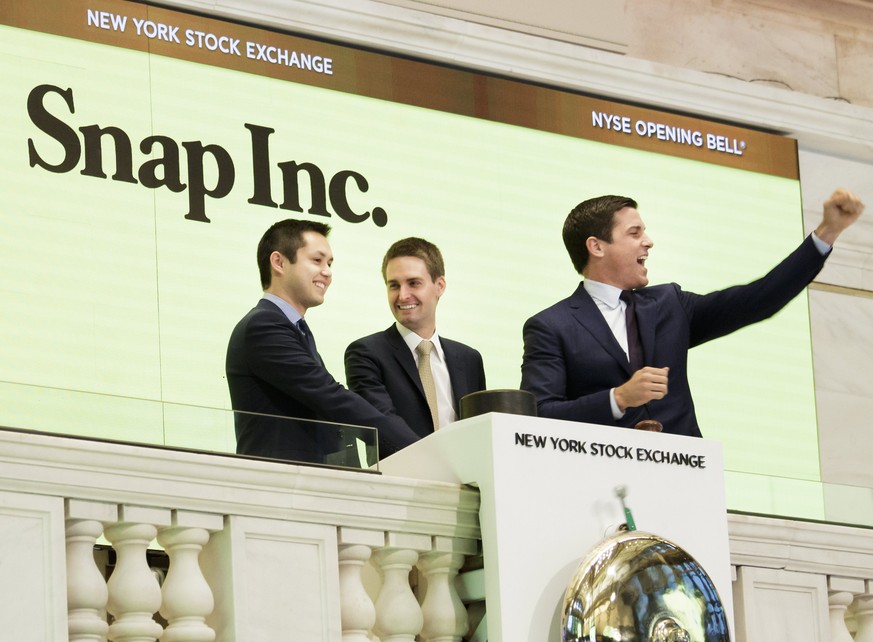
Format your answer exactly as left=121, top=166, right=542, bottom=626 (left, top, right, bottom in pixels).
left=0, top=25, right=821, bottom=516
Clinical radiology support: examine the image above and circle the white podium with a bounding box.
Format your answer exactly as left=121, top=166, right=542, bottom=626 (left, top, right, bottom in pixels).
left=380, top=412, right=733, bottom=642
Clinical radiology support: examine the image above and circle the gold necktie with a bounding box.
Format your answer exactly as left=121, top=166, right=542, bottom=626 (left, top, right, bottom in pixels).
left=416, top=340, right=440, bottom=430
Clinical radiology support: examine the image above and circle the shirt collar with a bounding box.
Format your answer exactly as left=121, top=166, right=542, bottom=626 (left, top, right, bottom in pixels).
left=583, top=279, right=623, bottom=309
left=262, top=292, right=303, bottom=326
left=395, top=321, right=445, bottom=361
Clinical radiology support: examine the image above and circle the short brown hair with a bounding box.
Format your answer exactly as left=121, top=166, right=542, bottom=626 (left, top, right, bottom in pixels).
left=563, top=195, right=638, bottom=274
left=381, top=237, right=445, bottom=282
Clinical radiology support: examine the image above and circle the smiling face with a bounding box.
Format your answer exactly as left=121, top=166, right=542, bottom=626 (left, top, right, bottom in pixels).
left=270, top=231, right=333, bottom=315
left=586, top=206, right=653, bottom=290
left=385, top=255, right=445, bottom=338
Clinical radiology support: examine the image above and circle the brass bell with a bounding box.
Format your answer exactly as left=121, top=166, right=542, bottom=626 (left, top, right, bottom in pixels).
left=560, top=530, right=730, bottom=642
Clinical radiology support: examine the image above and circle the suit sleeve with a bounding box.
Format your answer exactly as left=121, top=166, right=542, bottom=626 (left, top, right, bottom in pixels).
left=245, top=313, right=420, bottom=450
left=685, top=235, right=828, bottom=347
left=520, top=314, right=617, bottom=425
left=343, top=339, right=402, bottom=418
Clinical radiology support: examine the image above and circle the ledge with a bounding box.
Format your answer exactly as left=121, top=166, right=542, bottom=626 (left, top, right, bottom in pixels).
left=729, top=513, right=873, bottom=579
left=0, top=428, right=481, bottom=540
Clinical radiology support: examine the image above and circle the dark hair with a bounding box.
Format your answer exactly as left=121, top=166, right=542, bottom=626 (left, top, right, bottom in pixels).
left=563, top=195, right=638, bottom=274
left=381, top=237, right=445, bottom=282
left=257, top=219, right=331, bottom=289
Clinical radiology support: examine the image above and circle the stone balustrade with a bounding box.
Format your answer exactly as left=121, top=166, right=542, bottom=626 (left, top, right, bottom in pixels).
left=730, top=514, right=873, bottom=642
left=62, top=499, right=474, bottom=642
left=5, top=427, right=873, bottom=641
left=0, top=428, right=480, bottom=642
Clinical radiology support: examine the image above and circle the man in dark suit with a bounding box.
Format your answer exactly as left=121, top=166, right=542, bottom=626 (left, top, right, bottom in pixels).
left=226, top=219, right=420, bottom=463
left=345, top=238, right=486, bottom=455
left=521, top=189, right=864, bottom=437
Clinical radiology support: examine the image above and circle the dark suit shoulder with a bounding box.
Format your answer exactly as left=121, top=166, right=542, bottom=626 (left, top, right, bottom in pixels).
left=638, top=282, right=682, bottom=296
left=233, top=298, right=291, bottom=328
left=536, top=286, right=583, bottom=312
left=345, top=325, right=400, bottom=353
left=633, top=282, right=685, bottom=305
left=440, top=335, right=482, bottom=358
left=347, top=330, right=391, bottom=348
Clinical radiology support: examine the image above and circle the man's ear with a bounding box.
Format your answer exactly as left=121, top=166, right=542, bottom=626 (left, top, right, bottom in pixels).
left=435, top=275, right=447, bottom=299
left=586, top=236, right=605, bottom=258
left=270, top=251, right=285, bottom=274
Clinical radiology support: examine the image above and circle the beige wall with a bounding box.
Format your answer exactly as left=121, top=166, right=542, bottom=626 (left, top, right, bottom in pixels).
left=627, top=0, right=873, bottom=109
left=377, top=0, right=873, bottom=108
left=375, top=0, right=629, bottom=51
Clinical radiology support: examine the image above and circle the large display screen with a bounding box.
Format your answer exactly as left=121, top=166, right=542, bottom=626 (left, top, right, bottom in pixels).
left=0, top=1, right=819, bottom=513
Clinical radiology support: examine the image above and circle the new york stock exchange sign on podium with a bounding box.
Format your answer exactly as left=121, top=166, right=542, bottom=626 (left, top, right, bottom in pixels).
left=380, top=411, right=733, bottom=641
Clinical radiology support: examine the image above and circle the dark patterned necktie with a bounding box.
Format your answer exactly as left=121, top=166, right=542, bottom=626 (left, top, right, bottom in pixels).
left=619, top=290, right=643, bottom=372
left=297, top=318, right=318, bottom=357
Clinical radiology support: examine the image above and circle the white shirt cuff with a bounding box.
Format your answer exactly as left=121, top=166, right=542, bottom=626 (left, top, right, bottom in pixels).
left=811, top=231, right=831, bottom=255
left=609, top=388, right=625, bottom=420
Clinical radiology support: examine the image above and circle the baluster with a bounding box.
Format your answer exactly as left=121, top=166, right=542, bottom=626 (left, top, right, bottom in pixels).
left=830, top=576, right=866, bottom=642
left=849, top=599, right=859, bottom=638
left=828, top=591, right=855, bottom=642
left=338, top=543, right=376, bottom=642
left=373, top=547, right=423, bottom=641
left=418, top=548, right=468, bottom=642
left=104, top=507, right=169, bottom=642
left=855, top=583, right=873, bottom=642
left=66, top=499, right=116, bottom=642
left=157, top=510, right=220, bottom=642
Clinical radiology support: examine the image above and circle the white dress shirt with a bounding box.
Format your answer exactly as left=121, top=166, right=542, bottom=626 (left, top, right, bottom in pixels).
left=582, top=279, right=630, bottom=419
left=395, top=322, right=457, bottom=428
left=583, top=279, right=631, bottom=360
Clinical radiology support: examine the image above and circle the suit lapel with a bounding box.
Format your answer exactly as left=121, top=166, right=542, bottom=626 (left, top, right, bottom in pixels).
left=571, top=284, right=634, bottom=375
left=385, top=325, right=427, bottom=399
left=258, top=298, right=325, bottom=367
left=633, top=291, right=657, bottom=367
